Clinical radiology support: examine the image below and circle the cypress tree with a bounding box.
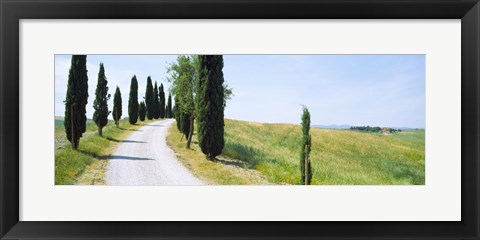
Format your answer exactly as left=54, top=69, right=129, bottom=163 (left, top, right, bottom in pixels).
left=139, top=101, right=146, bottom=121
left=172, top=102, right=177, bottom=119
left=128, top=75, right=139, bottom=124
left=145, top=76, right=154, bottom=120
left=92, top=63, right=110, bottom=137
left=174, top=95, right=182, bottom=131
left=300, top=106, right=312, bottom=185
left=196, top=55, right=225, bottom=160
left=153, top=81, right=160, bottom=119
left=166, top=93, right=173, bottom=118
left=181, top=112, right=191, bottom=139
left=64, top=55, right=89, bottom=149
left=159, top=83, right=166, bottom=118
left=112, top=87, right=122, bottom=128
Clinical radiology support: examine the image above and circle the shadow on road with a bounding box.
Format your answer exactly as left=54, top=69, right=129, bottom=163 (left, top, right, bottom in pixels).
left=146, top=124, right=164, bottom=127
left=119, top=127, right=141, bottom=131
left=106, top=137, right=147, bottom=144
left=109, top=155, right=154, bottom=161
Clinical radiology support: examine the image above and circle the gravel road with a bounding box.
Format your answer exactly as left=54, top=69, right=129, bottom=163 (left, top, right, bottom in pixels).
left=106, top=119, right=204, bottom=185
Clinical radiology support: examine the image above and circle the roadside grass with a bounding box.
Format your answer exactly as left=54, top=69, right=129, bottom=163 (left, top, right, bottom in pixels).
left=55, top=118, right=156, bottom=185
left=166, top=123, right=269, bottom=185
left=222, top=119, right=425, bottom=185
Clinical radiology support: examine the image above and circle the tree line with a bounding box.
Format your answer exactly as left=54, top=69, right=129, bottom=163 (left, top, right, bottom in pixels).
left=350, top=126, right=401, bottom=133
left=64, top=54, right=314, bottom=185
left=167, top=55, right=312, bottom=183
left=64, top=55, right=173, bottom=149
left=167, top=55, right=232, bottom=160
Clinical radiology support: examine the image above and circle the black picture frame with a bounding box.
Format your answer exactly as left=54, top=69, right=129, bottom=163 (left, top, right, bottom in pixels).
left=1, top=0, right=479, bottom=239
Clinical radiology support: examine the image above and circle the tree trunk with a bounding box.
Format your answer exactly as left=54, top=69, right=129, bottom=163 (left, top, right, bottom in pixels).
left=98, top=127, right=102, bottom=137
left=186, top=114, right=195, bottom=149
left=207, top=154, right=215, bottom=161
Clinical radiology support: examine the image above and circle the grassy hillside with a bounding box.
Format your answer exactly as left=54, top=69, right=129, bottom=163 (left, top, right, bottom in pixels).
left=55, top=118, right=155, bottom=185
left=166, top=126, right=269, bottom=185
left=222, top=119, right=425, bottom=185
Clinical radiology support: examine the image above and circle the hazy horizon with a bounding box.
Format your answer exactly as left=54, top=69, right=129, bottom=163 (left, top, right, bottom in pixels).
left=55, top=54, right=425, bottom=128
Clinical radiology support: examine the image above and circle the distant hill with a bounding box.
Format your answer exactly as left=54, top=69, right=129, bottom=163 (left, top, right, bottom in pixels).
left=311, top=124, right=351, bottom=129
left=55, top=116, right=64, bottom=126
left=54, top=116, right=94, bottom=127
left=312, top=124, right=418, bottom=130
left=391, top=127, right=417, bottom=130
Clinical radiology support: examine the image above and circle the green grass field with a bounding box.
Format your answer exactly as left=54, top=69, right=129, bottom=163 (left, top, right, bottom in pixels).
left=55, top=118, right=155, bottom=185
left=58, top=117, right=425, bottom=185
left=222, top=119, right=425, bottom=185
left=166, top=126, right=269, bottom=185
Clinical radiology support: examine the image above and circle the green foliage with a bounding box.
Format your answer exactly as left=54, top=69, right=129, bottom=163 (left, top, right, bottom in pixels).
left=350, top=126, right=402, bottom=133
left=92, top=63, right=110, bottom=137
left=159, top=83, right=166, bottom=118
left=223, top=84, right=233, bottom=108
left=166, top=93, right=173, bottom=118
left=174, top=95, right=182, bottom=131
left=145, top=76, right=154, bottom=120
left=181, top=112, right=191, bottom=138
left=196, top=55, right=225, bottom=159
left=128, top=75, right=139, bottom=124
left=64, top=55, right=89, bottom=149
left=139, top=101, right=146, bottom=121
left=167, top=55, right=198, bottom=148
left=153, top=81, right=160, bottom=119
left=167, top=56, right=196, bottom=115
left=300, top=106, right=312, bottom=185
left=112, top=86, right=122, bottom=127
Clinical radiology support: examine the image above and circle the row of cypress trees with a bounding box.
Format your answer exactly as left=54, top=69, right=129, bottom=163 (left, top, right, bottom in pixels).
left=144, top=77, right=173, bottom=120
left=168, top=55, right=230, bottom=160
left=64, top=55, right=313, bottom=184
left=64, top=55, right=173, bottom=149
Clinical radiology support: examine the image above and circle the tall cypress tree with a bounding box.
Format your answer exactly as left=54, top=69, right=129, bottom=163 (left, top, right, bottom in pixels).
left=128, top=75, right=139, bottom=124
left=181, top=112, right=191, bottom=139
left=166, top=93, right=172, bottom=118
left=112, top=86, right=122, bottom=128
left=138, top=101, right=147, bottom=122
left=153, top=81, right=160, bottom=119
left=139, top=101, right=146, bottom=121
left=92, top=63, right=110, bottom=137
left=145, top=76, right=154, bottom=120
left=300, top=106, right=312, bottom=185
left=64, top=55, right=89, bottom=149
left=196, top=55, right=225, bottom=160
left=159, top=83, right=166, bottom=118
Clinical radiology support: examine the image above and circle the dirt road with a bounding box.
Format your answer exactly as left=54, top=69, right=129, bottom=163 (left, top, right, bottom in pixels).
left=106, top=119, right=204, bottom=185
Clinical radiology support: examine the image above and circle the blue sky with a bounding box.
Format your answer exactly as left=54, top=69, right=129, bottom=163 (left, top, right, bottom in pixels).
left=55, top=55, right=425, bottom=128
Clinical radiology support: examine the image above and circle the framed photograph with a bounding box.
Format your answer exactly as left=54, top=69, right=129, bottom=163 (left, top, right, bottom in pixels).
left=1, top=0, right=479, bottom=239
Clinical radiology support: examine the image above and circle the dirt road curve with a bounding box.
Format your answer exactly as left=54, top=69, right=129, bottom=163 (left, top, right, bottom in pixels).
left=106, top=119, right=204, bottom=185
